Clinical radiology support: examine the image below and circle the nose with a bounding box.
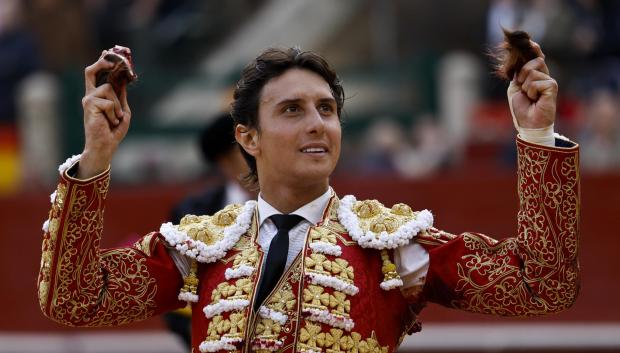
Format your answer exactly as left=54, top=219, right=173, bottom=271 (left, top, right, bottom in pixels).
left=306, top=106, right=325, bottom=135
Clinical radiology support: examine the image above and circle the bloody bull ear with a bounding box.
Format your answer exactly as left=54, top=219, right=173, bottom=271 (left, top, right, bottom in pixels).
left=493, top=28, right=539, bottom=81
left=95, top=45, right=138, bottom=97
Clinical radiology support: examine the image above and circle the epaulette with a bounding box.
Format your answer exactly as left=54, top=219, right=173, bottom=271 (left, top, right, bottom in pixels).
left=160, top=200, right=257, bottom=264
left=337, top=195, right=433, bottom=290
left=337, top=195, right=433, bottom=250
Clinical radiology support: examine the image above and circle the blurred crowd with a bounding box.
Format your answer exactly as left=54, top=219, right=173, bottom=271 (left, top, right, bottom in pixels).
left=1, top=0, right=620, bottom=194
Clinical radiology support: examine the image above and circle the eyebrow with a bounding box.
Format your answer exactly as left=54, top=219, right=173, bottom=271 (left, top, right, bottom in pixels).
left=274, top=96, right=337, bottom=108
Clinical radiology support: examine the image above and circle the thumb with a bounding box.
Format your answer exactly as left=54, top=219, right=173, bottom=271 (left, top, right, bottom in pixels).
left=119, top=85, right=130, bottom=113
left=507, top=79, right=521, bottom=131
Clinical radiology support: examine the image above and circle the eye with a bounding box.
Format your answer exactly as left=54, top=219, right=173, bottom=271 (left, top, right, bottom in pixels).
left=318, top=103, right=335, bottom=114
left=284, top=105, right=300, bottom=114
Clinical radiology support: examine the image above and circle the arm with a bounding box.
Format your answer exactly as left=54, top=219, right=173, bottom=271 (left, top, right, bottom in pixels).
left=37, top=161, right=185, bottom=326
left=37, top=49, right=184, bottom=326
left=399, top=39, right=579, bottom=316
left=416, top=137, right=579, bottom=316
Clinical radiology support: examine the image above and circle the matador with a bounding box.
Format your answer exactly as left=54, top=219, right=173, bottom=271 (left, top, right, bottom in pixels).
left=37, top=40, right=579, bottom=353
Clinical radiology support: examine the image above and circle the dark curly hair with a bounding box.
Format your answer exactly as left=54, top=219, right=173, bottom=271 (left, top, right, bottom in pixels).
left=230, top=47, right=344, bottom=189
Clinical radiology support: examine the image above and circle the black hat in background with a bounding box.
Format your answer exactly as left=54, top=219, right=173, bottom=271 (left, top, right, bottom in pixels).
left=199, top=112, right=237, bottom=164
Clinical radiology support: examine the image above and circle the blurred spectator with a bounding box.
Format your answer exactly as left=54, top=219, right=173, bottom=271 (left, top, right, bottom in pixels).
left=25, top=0, right=94, bottom=73
left=358, top=118, right=407, bottom=174
left=579, top=88, right=620, bottom=171
left=358, top=115, right=454, bottom=178
left=394, top=115, right=454, bottom=178
left=0, top=0, right=39, bottom=123
left=0, top=0, right=40, bottom=194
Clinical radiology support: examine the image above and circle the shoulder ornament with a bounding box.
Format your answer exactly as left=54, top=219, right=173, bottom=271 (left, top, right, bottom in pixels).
left=337, top=195, right=433, bottom=250
left=160, top=200, right=257, bottom=263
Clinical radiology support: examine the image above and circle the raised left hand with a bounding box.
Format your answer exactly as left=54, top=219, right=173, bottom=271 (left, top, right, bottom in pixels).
left=507, top=41, right=557, bottom=129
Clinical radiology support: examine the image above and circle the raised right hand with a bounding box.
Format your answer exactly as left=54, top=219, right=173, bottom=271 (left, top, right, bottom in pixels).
left=77, top=51, right=132, bottom=179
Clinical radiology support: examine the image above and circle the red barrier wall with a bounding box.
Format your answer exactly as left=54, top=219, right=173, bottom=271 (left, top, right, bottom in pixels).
left=1, top=172, right=617, bottom=331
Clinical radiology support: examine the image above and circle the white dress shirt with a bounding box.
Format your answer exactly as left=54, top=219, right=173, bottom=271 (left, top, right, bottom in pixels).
left=255, top=187, right=429, bottom=290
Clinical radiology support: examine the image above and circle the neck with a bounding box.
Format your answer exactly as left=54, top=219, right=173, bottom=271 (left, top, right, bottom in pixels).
left=259, top=180, right=329, bottom=214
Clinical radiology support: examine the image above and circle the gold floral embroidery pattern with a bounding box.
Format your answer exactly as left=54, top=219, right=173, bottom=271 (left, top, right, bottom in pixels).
left=211, top=278, right=253, bottom=302
left=352, top=200, right=413, bottom=235
left=38, top=182, right=67, bottom=309
left=298, top=320, right=389, bottom=353
left=41, top=174, right=158, bottom=327
left=233, top=247, right=259, bottom=268
left=178, top=204, right=243, bottom=245
left=303, top=285, right=331, bottom=310
left=326, top=259, right=354, bottom=282
left=450, top=142, right=579, bottom=316
left=266, top=287, right=297, bottom=319
left=207, top=314, right=246, bottom=340
left=310, top=228, right=337, bottom=244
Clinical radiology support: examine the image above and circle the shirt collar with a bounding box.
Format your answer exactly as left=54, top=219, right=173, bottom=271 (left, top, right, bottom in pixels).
left=257, top=187, right=333, bottom=226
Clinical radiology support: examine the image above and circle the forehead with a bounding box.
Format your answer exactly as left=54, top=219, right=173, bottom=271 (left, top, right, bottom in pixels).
left=259, top=68, right=334, bottom=106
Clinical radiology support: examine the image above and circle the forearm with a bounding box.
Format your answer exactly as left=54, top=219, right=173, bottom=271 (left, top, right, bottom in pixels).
left=38, top=157, right=184, bottom=326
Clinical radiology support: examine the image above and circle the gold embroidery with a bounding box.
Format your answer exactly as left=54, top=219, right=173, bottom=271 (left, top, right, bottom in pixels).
left=298, top=321, right=323, bottom=350
left=42, top=175, right=159, bottom=327
left=450, top=142, right=579, bottom=316
left=233, top=247, right=259, bottom=268
left=352, top=200, right=421, bottom=237
left=256, top=318, right=282, bottom=338
left=306, top=254, right=330, bottom=274
left=325, top=259, right=354, bottom=281
left=329, top=291, right=350, bottom=315
left=380, top=250, right=401, bottom=283
left=180, top=260, right=199, bottom=297
left=303, top=285, right=330, bottom=310
left=354, top=200, right=382, bottom=219
left=299, top=321, right=390, bottom=353
left=212, top=282, right=236, bottom=301
left=369, top=216, right=398, bottom=233
left=267, top=288, right=296, bottom=313
left=211, top=278, right=253, bottom=302
left=133, top=233, right=157, bottom=256
left=390, top=203, right=413, bottom=217
left=319, top=329, right=345, bottom=353
left=39, top=183, right=67, bottom=309
left=310, top=227, right=338, bottom=244
left=207, top=315, right=231, bottom=339
left=178, top=204, right=243, bottom=244
left=228, top=312, right=246, bottom=338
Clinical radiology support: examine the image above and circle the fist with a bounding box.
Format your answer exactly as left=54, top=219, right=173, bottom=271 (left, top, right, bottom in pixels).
left=78, top=47, right=136, bottom=178
left=507, top=41, right=558, bottom=129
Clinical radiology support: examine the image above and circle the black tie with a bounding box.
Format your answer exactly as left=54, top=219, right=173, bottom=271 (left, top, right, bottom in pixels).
left=254, top=214, right=303, bottom=311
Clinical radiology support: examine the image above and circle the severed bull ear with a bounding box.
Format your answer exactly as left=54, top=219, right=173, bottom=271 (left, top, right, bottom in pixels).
left=95, top=45, right=138, bottom=96
left=493, top=28, right=539, bottom=81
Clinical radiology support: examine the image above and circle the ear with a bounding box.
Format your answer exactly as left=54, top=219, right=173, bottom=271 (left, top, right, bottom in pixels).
left=235, top=123, right=259, bottom=157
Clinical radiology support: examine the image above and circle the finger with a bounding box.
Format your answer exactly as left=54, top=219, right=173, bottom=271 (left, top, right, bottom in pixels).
left=526, top=79, right=557, bottom=101
left=90, top=96, right=121, bottom=126
left=118, top=85, right=130, bottom=113
left=91, top=83, right=124, bottom=119
left=517, top=56, right=550, bottom=84
left=84, top=54, right=115, bottom=94
left=530, top=40, right=545, bottom=59
left=521, top=70, right=552, bottom=94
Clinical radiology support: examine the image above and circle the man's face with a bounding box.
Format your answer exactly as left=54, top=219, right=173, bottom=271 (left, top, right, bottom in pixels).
left=251, top=68, right=341, bottom=187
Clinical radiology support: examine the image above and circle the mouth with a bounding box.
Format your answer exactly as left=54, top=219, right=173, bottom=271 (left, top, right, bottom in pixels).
left=300, top=145, right=329, bottom=154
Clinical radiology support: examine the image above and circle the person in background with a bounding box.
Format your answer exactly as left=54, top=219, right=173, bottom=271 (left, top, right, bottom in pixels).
left=164, top=112, right=255, bottom=349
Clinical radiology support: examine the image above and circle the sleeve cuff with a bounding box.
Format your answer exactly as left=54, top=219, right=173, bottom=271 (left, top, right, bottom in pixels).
left=518, top=124, right=556, bottom=146
left=59, top=154, right=111, bottom=184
